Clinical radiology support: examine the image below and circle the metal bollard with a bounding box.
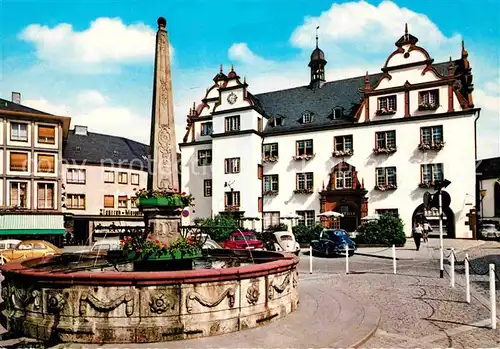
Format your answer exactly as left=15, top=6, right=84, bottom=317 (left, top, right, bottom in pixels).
left=392, top=244, right=396, bottom=274
left=309, top=246, right=313, bottom=274
left=490, top=264, right=496, bottom=330
left=465, top=254, right=470, bottom=304
left=345, top=245, right=349, bottom=274
left=450, top=248, right=455, bottom=288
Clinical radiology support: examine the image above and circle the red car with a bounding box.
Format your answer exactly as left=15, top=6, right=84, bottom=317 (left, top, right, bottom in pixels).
left=222, top=231, right=265, bottom=250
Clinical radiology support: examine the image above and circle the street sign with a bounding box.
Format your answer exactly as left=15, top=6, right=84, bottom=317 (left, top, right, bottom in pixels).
left=423, top=192, right=432, bottom=209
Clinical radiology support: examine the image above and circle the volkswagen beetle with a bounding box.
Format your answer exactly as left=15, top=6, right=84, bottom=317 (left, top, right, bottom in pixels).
left=310, top=229, right=356, bottom=257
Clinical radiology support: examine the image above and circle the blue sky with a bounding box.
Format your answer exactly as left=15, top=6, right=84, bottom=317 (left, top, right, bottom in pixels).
left=1, top=0, right=499, bottom=158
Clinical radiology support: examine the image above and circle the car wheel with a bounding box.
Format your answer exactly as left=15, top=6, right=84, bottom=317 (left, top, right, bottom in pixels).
left=348, top=250, right=354, bottom=257
left=325, top=246, right=332, bottom=258
left=0, top=256, right=9, bottom=265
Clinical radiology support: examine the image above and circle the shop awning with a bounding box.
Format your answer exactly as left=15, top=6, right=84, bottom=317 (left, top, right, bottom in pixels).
left=0, top=214, right=65, bottom=235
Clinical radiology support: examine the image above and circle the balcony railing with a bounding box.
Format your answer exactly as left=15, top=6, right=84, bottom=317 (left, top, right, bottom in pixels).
left=262, top=155, right=279, bottom=163
left=293, top=188, right=313, bottom=194
left=292, top=154, right=315, bottom=161
left=372, top=146, right=397, bottom=155
left=374, top=184, right=397, bottom=191
left=332, top=149, right=353, bottom=157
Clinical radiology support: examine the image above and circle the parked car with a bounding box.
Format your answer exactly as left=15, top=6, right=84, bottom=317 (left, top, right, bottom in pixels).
left=75, top=239, right=122, bottom=254
left=480, top=224, right=500, bottom=240
left=222, top=231, right=265, bottom=250
left=310, top=229, right=356, bottom=257
left=202, top=239, right=222, bottom=250
left=0, top=239, right=21, bottom=251
left=0, top=240, right=61, bottom=265
left=262, top=231, right=300, bottom=255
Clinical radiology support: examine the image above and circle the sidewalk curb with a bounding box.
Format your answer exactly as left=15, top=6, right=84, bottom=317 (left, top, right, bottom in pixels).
left=350, top=305, right=381, bottom=349
left=355, top=252, right=413, bottom=261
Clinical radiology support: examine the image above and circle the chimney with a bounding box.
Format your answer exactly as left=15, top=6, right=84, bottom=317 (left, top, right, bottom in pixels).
left=74, top=125, right=88, bottom=136
left=11, top=92, right=21, bottom=104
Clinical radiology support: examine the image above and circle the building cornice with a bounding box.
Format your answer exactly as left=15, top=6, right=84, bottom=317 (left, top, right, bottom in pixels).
left=211, top=105, right=260, bottom=116
left=263, top=109, right=480, bottom=137
left=0, top=110, right=71, bottom=138
left=381, top=59, right=433, bottom=72
left=178, top=139, right=212, bottom=147
left=365, top=79, right=453, bottom=97
left=211, top=129, right=263, bottom=139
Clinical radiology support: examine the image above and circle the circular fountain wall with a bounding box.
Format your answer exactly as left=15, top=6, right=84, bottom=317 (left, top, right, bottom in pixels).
left=0, top=250, right=299, bottom=344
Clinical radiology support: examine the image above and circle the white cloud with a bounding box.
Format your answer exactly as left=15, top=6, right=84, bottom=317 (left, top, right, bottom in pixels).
left=290, top=0, right=461, bottom=59
left=228, top=43, right=272, bottom=66
left=24, top=91, right=150, bottom=144
left=19, top=17, right=174, bottom=73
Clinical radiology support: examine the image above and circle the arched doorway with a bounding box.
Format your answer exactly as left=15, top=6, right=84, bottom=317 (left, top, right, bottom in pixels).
left=494, top=182, right=500, bottom=217
left=411, top=204, right=456, bottom=238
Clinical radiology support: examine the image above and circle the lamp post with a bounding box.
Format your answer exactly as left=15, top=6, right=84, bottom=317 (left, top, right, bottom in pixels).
left=435, top=179, right=451, bottom=279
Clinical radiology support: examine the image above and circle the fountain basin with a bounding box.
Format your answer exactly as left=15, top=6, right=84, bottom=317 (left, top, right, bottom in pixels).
left=0, top=250, right=299, bottom=344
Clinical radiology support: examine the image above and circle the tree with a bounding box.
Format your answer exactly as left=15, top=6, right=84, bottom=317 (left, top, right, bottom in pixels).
left=355, top=213, right=406, bottom=246
left=197, top=215, right=240, bottom=242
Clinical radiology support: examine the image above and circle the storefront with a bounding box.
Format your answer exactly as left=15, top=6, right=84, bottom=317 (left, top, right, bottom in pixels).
left=0, top=213, right=66, bottom=247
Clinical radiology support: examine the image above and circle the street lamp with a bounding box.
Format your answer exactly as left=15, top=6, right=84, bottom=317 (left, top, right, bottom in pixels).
left=434, top=179, right=451, bottom=278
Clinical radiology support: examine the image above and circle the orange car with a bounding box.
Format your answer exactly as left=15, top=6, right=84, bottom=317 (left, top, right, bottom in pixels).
left=0, top=240, right=61, bottom=265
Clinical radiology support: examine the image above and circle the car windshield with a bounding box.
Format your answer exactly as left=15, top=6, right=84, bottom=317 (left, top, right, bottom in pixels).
left=92, top=244, right=110, bottom=251
left=234, top=234, right=257, bottom=241
left=280, top=235, right=293, bottom=241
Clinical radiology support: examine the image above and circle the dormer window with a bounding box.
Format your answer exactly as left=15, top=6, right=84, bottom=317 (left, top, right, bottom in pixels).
left=376, top=95, right=397, bottom=116
left=273, top=116, right=284, bottom=127
left=333, top=108, right=343, bottom=120
left=302, top=112, right=312, bottom=124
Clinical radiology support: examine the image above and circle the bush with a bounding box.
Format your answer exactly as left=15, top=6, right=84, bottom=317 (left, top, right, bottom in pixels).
left=197, top=215, right=240, bottom=242
left=355, top=213, right=406, bottom=246
left=293, top=223, right=323, bottom=243
left=266, top=223, right=288, bottom=232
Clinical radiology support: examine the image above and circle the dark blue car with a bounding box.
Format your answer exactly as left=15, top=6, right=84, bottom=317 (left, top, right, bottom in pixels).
left=310, top=229, right=356, bottom=257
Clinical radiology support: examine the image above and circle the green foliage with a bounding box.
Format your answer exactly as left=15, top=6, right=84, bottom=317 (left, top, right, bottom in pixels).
left=120, top=236, right=202, bottom=259
left=355, top=213, right=406, bottom=246
left=266, top=223, right=288, bottom=232
left=197, top=215, right=240, bottom=242
left=292, top=223, right=323, bottom=243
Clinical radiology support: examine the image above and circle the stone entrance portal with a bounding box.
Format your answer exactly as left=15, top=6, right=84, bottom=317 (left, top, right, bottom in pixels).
left=319, top=162, right=368, bottom=232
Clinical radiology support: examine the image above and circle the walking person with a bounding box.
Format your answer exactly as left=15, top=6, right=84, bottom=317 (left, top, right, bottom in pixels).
left=413, top=223, right=423, bottom=251
left=423, top=221, right=431, bottom=243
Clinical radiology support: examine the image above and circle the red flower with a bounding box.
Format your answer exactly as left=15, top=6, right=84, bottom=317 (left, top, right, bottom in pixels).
left=181, top=192, right=186, bottom=196
left=155, top=240, right=160, bottom=244
left=163, top=243, right=168, bottom=247
left=135, top=248, right=140, bottom=253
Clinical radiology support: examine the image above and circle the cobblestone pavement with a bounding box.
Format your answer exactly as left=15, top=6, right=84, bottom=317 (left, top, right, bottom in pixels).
left=298, top=247, right=499, bottom=349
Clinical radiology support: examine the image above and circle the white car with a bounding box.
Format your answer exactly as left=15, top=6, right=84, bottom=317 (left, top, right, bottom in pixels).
left=76, top=239, right=122, bottom=254
left=268, top=231, right=301, bottom=255
left=0, top=239, right=21, bottom=251
left=480, top=224, right=500, bottom=239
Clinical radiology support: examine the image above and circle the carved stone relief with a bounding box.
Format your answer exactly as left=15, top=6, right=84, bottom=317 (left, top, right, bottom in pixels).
left=186, top=287, right=235, bottom=313
left=156, top=124, right=174, bottom=190
left=47, top=292, right=66, bottom=313
left=79, top=292, right=134, bottom=317
left=10, top=284, right=41, bottom=310
left=246, top=282, right=260, bottom=305
left=149, top=293, right=175, bottom=314
left=268, top=274, right=290, bottom=301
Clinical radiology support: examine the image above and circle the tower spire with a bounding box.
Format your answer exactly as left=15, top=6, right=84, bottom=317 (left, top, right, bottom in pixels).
left=315, top=26, right=319, bottom=48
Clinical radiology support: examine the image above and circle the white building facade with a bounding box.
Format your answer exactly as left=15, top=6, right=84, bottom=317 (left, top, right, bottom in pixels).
left=180, top=28, right=479, bottom=238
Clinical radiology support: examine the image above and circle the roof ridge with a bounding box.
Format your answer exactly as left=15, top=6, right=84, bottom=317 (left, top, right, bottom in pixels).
left=72, top=129, right=149, bottom=148
left=0, top=97, right=54, bottom=116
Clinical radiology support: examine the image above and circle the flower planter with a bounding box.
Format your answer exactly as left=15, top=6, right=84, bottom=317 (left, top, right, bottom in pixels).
left=128, top=249, right=202, bottom=271
left=417, top=104, right=439, bottom=111
left=375, top=109, right=396, bottom=116
left=137, top=196, right=185, bottom=208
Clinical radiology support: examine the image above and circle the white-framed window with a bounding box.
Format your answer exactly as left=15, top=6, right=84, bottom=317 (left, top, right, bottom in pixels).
left=421, top=163, right=443, bottom=183
left=224, top=158, right=240, bottom=174
left=376, top=167, right=397, bottom=186
left=37, top=183, right=55, bottom=209
left=225, top=191, right=240, bottom=207
left=9, top=182, right=27, bottom=207
left=9, top=152, right=29, bottom=172
left=67, top=169, right=86, bottom=184
left=335, top=170, right=353, bottom=189
left=198, top=149, right=212, bottom=166
left=297, top=210, right=315, bottom=227
left=131, top=173, right=140, bottom=185
left=263, top=143, right=278, bottom=157
left=376, top=131, right=396, bottom=149
left=204, top=179, right=212, bottom=197
left=296, top=172, right=314, bottom=190
left=273, top=117, right=284, bottom=127
left=118, top=196, right=128, bottom=208
left=38, top=125, right=56, bottom=144
left=263, top=212, right=280, bottom=230
left=104, top=171, right=115, bottom=183
left=419, top=89, right=439, bottom=106
left=201, top=122, right=213, bottom=136
left=67, top=194, right=85, bottom=209
left=378, top=95, right=397, bottom=111
left=225, top=116, right=240, bottom=132
left=302, top=112, right=312, bottom=123
left=118, top=172, right=128, bottom=184
left=10, top=122, right=28, bottom=142
left=296, top=140, right=313, bottom=156
left=334, top=135, right=353, bottom=152
left=421, top=126, right=443, bottom=144
left=264, top=175, right=279, bottom=192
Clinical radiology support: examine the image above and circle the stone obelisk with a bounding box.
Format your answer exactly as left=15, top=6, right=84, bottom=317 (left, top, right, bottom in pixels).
left=144, top=17, right=181, bottom=244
